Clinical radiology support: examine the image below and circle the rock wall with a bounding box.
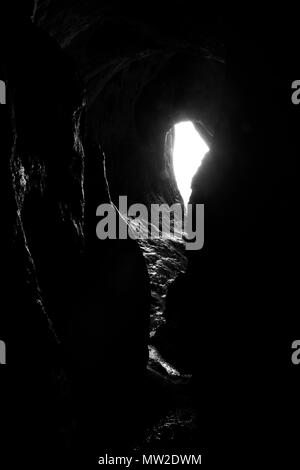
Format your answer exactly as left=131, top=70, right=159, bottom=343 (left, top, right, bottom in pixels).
left=1, top=3, right=151, bottom=462
left=1, top=2, right=299, bottom=466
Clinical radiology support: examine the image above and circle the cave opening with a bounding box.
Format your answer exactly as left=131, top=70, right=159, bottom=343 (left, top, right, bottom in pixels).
left=146, top=120, right=210, bottom=374
left=172, top=121, right=209, bottom=207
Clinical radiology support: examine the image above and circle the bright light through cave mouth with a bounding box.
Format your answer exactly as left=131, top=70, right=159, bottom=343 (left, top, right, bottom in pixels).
left=173, top=121, right=209, bottom=207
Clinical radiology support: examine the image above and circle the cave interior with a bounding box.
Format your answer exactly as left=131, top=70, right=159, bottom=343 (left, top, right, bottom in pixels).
left=1, top=1, right=299, bottom=466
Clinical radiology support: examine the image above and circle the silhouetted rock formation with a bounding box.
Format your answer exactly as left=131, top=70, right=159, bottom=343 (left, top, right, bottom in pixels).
left=1, top=2, right=299, bottom=466
left=1, top=3, right=151, bottom=464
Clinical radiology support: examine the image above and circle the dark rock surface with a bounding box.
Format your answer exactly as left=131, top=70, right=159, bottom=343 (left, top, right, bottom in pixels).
left=1, top=3, right=151, bottom=464
left=1, top=1, right=299, bottom=467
